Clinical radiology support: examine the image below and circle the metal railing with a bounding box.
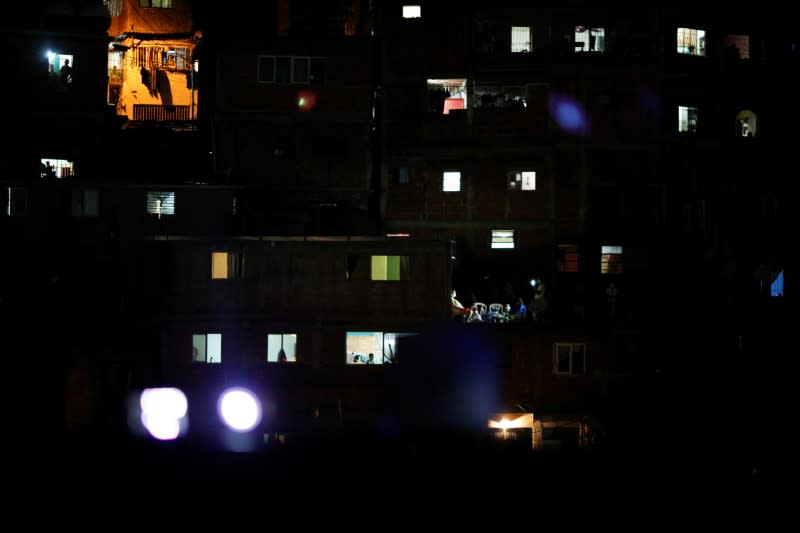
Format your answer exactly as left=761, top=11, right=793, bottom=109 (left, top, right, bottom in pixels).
left=133, top=104, right=191, bottom=121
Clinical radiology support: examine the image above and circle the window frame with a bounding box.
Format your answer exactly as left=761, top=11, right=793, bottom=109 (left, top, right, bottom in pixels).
left=72, top=188, right=98, bottom=217
left=402, top=5, right=421, bottom=19
left=557, top=244, right=579, bottom=273
left=553, top=342, right=586, bottom=375
left=211, top=251, right=244, bottom=280
left=370, top=255, right=409, bottom=281
left=491, top=229, right=515, bottom=250
left=600, top=245, right=623, bottom=274
left=678, top=105, right=698, bottom=133
left=257, top=55, right=326, bottom=85
left=574, top=26, right=605, bottom=53
left=267, top=333, right=298, bottom=363
left=4, top=187, right=28, bottom=216
left=192, top=333, right=222, bottom=364
left=442, top=170, right=462, bottom=192
left=140, top=0, right=173, bottom=8
left=146, top=191, right=175, bottom=218
left=676, top=27, right=706, bottom=56
left=507, top=170, right=536, bottom=191
left=510, top=26, right=532, bottom=53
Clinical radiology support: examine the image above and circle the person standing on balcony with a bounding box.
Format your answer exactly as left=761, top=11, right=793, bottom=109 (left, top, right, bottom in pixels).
left=60, top=59, right=73, bottom=86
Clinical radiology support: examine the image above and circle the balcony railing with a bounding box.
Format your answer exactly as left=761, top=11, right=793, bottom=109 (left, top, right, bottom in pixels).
left=133, top=104, right=192, bottom=121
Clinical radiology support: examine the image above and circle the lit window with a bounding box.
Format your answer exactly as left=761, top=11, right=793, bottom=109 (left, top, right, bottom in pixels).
left=396, top=166, right=410, bottom=184
left=104, top=0, right=122, bottom=17
left=678, top=106, right=698, bottom=133
left=46, top=52, right=73, bottom=83
left=511, top=26, right=532, bottom=53
left=600, top=245, right=623, bottom=274
left=553, top=343, right=586, bottom=375
left=427, top=78, right=468, bottom=114
left=72, top=189, right=98, bottom=217
left=211, top=252, right=243, bottom=279
left=146, top=191, right=175, bottom=218
left=402, top=5, right=421, bottom=18
left=346, top=332, right=414, bottom=365
left=267, top=334, right=297, bottom=362
left=443, top=171, right=461, bottom=191
left=491, top=230, right=515, bottom=249
left=507, top=171, right=535, bottom=191
left=192, top=333, right=222, bottom=364
left=40, top=158, right=74, bottom=179
left=4, top=187, right=27, bottom=216
left=736, top=110, right=757, bottom=137
left=771, top=270, right=784, bottom=297
left=724, top=34, right=750, bottom=59
left=677, top=28, right=706, bottom=56
left=557, top=244, right=579, bottom=272
left=371, top=255, right=408, bottom=280
left=575, top=26, right=605, bottom=52
left=140, top=0, right=173, bottom=8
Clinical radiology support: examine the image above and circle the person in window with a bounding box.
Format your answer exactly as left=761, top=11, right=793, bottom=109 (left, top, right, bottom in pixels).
left=366, top=353, right=375, bottom=364
left=41, top=161, right=56, bottom=179
left=60, top=59, right=73, bottom=86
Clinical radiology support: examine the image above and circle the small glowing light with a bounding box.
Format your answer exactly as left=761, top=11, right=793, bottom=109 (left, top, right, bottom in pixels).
left=296, top=89, right=317, bottom=112
left=46, top=51, right=55, bottom=62
left=218, top=387, right=262, bottom=432
left=386, top=233, right=410, bottom=238
left=529, top=278, right=537, bottom=287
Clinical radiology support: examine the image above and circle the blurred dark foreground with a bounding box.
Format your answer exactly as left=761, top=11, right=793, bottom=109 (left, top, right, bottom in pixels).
left=8, top=428, right=796, bottom=526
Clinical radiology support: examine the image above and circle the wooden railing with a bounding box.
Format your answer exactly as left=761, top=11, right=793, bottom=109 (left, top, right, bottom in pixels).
left=133, top=104, right=191, bottom=121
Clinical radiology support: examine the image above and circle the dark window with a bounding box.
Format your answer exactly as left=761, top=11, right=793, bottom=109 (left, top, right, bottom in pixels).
left=310, top=58, right=326, bottom=85
left=395, top=166, right=410, bottom=184
left=293, top=57, right=309, bottom=83
left=258, top=57, right=275, bottom=82
left=276, top=57, right=291, bottom=83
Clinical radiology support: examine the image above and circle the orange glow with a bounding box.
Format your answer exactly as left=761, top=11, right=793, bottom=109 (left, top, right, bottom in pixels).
left=211, top=252, right=228, bottom=279
left=488, top=413, right=534, bottom=429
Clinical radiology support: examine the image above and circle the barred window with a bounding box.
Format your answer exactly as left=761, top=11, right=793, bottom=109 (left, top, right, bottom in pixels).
left=511, top=26, right=532, bottom=53
left=140, top=0, right=173, bottom=8
left=491, top=230, right=515, bottom=250
left=146, top=191, right=175, bottom=218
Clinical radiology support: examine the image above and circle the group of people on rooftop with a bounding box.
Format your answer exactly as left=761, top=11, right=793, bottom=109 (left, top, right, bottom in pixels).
left=451, top=290, right=530, bottom=323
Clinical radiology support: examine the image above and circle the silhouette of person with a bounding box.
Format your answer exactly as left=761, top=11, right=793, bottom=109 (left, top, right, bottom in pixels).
left=41, top=161, right=56, bottom=179
left=278, top=349, right=288, bottom=362
left=60, top=59, right=73, bottom=85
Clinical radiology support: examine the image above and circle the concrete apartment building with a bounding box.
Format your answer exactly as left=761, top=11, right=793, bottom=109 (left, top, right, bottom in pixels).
left=1, top=1, right=796, bottom=452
